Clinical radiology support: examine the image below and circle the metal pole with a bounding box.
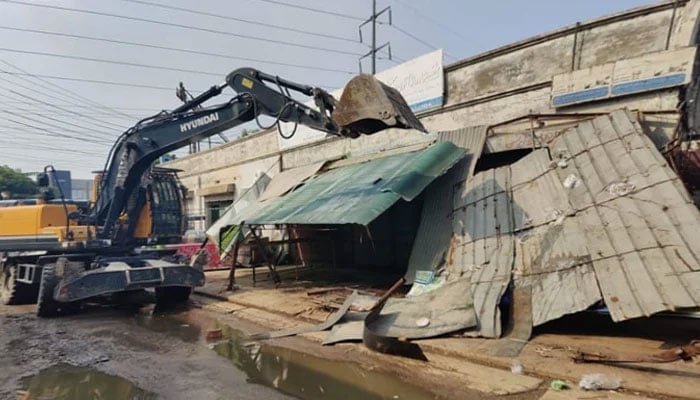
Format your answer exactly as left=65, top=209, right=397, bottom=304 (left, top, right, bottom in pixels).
left=371, top=0, right=376, bottom=74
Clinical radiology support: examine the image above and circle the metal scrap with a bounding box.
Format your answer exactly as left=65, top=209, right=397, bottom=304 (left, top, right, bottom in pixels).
left=574, top=340, right=700, bottom=364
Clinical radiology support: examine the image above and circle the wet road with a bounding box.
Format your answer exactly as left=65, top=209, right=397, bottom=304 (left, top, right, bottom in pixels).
left=0, top=301, right=443, bottom=400
left=0, top=303, right=294, bottom=400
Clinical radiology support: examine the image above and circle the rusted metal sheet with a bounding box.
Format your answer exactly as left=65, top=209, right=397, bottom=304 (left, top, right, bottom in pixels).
left=333, top=74, right=427, bottom=137
left=548, top=110, right=700, bottom=321
left=404, top=126, right=487, bottom=283
left=448, top=109, right=700, bottom=332
left=450, top=166, right=514, bottom=338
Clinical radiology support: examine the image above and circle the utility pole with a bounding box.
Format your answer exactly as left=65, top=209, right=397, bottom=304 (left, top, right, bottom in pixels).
left=371, top=0, right=376, bottom=74
left=359, top=0, right=392, bottom=74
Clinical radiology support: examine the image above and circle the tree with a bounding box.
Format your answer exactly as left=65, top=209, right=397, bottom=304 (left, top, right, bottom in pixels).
left=0, top=165, right=38, bottom=199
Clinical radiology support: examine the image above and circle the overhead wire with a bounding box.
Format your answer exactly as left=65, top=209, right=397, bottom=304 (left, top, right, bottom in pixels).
left=0, top=73, right=128, bottom=132
left=0, top=109, right=137, bottom=120
left=251, top=0, right=365, bottom=21
left=0, top=104, right=118, bottom=138
left=392, top=0, right=471, bottom=42
left=0, top=48, right=224, bottom=78
left=0, top=0, right=364, bottom=57
left=0, top=26, right=356, bottom=75
left=0, top=59, right=134, bottom=119
left=0, top=139, right=107, bottom=157
left=389, top=23, right=458, bottom=60
left=1, top=116, right=114, bottom=145
left=122, top=0, right=359, bottom=43
left=0, top=100, right=160, bottom=112
left=0, top=71, right=193, bottom=94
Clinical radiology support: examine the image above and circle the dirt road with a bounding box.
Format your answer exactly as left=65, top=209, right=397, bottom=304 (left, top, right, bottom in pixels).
left=0, top=303, right=294, bottom=400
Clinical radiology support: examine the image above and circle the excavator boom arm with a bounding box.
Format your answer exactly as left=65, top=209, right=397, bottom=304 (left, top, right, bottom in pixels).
left=88, top=67, right=424, bottom=242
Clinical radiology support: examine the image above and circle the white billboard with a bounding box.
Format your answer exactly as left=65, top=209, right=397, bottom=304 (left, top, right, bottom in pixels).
left=278, top=49, right=444, bottom=150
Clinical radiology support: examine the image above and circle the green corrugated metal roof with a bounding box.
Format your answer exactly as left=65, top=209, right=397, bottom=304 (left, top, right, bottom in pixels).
left=243, top=141, right=465, bottom=226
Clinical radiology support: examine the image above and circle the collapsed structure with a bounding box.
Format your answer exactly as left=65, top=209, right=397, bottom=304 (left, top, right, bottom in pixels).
left=165, top=0, right=700, bottom=344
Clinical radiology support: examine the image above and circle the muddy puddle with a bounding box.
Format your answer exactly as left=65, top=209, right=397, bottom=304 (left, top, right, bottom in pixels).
left=18, top=363, right=156, bottom=400
left=210, top=324, right=440, bottom=400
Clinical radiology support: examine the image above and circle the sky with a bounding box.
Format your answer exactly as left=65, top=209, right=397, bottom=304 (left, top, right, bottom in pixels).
left=0, top=0, right=655, bottom=178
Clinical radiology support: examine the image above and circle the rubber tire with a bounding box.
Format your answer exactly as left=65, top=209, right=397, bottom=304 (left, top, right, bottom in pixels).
left=155, top=286, right=192, bottom=307
left=1, top=262, right=20, bottom=305
left=36, top=264, right=61, bottom=318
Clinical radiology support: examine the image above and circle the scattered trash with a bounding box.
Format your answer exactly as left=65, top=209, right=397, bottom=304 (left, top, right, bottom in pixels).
left=607, top=181, right=635, bottom=196
left=406, top=270, right=445, bottom=297
left=578, top=373, right=622, bottom=390
left=550, top=380, right=569, bottom=391
left=510, top=360, right=524, bottom=375
left=206, top=328, right=223, bottom=341
left=415, top=317, right=430, bottom=327
left=562, top=174, right=581, bottom=189
left=575, top=340, right=700, bottom=363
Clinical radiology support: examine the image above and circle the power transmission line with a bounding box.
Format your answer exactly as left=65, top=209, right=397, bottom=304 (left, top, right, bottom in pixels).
left=252, top=0, right=364, bottom=21
left=392, top=0, right=471, bottom=43
left=0, top=72, right=130, bottom=131
left=0, top=109, right=136, bottom=120
left=0, top=140, right=106, bottom=156
left=0, top=124, right=114, bottom=148
left=0, top=59, right=133, bottom=119
left=390, top=23, right=457, bottom=60
left=0, top=0, right=364, bottom=56
left=0, top=47, right=225, bottom=77
left=1, top=108, right=117, bottom=144
left=0, top=26, right=356, bottom=75
left=123, top=0, right=359, bottom=43
left=0, top=104, right=117, bottom=138
left=0, top=101, right=160, bottom=112
left=2, top=116, right=114, bottom=145
left=0, top=71, right=192, bottom=94
left=0, top=75, right=126, bottom=134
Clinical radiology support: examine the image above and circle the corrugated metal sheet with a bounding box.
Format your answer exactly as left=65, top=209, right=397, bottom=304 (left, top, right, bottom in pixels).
left=545, top=110, right=700, bottom=322
left=258, top=161, right=326, bottom=202
left=243, top=142, right=465, bottom=225
left=448, top=109, right=700, bottom=333
left=450, top=165, right=515, bottom=338
left=205, top=171, right=272, bottom=248
left=404, top=126, right=487, bottom=283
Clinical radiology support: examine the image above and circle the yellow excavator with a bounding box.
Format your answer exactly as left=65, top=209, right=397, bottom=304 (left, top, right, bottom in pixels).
left=0, top=68, right=425, bottom=317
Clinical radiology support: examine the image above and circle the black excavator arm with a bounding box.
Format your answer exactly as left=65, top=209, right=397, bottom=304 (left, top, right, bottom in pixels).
left=86, top=67, right=424, bottom=243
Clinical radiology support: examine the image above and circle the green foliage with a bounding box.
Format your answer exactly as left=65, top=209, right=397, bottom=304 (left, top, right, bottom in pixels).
left=0, top=165, right=38, bottom=199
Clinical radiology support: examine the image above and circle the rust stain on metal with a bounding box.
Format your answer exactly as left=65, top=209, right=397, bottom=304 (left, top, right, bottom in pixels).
left=334, top=74, right=426, bottom=137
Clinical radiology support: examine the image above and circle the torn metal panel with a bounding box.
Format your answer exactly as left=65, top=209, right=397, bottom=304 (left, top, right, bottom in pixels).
left=437, top=125, right=487, bottom=179
left=548, top=110, right=700, bottom=321
left=205, top=171, right=272, bottom=249
left=448, top=109, right=700, bottom=331
left=450, top=166, right=514, bottom=338
left=514, top=217, right=602, bottom=326
left=404, top=126, right=487, bottom=283
left=243, top=142, right=465, bottom=225
left=257, top=161, right=326, bottom=202
left=364, top=278, right=476, bottom=339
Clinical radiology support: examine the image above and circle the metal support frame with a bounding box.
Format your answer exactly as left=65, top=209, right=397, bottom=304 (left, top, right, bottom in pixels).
left=248, top=225, right=281, bottom=285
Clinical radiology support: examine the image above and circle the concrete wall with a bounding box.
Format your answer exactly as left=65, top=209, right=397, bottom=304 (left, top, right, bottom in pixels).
left=165, top=0, right=700, bottom=231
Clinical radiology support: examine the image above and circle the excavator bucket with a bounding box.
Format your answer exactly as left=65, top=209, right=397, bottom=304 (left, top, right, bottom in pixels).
left=333, top=74, right=427, bottom=138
